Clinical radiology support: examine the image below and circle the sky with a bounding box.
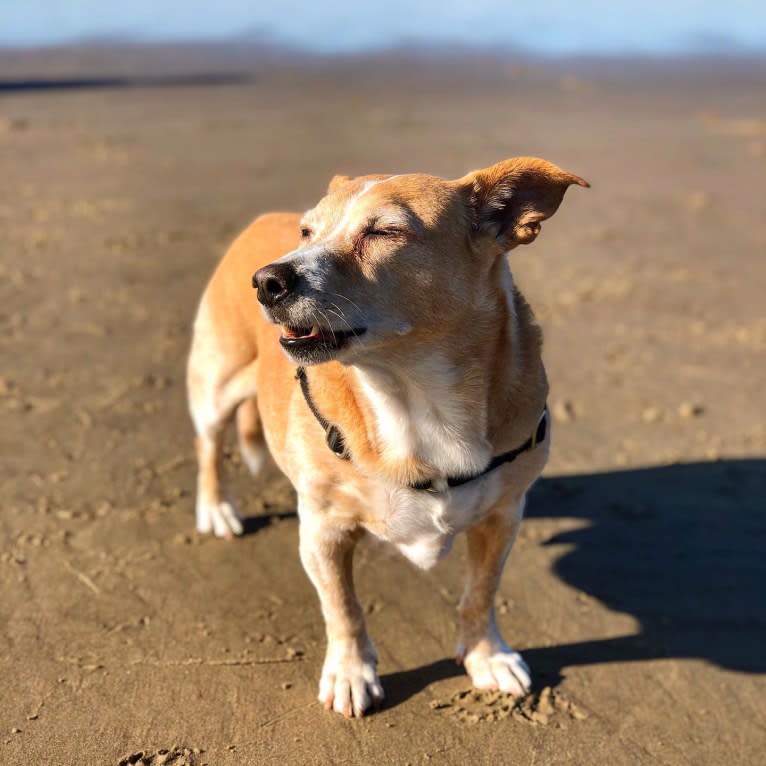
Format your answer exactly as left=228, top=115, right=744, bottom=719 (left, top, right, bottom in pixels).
left=1, top=1, right=765, bottom=55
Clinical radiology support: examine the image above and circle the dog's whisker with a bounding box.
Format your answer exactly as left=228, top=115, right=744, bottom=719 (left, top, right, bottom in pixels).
left=326, top=306, right=353, bottom=333
left=329, top=302, right=347, bottom=320
left=321, top=296, right=367, bottom=347
left=317, top=308, right=338, bottom=344
left=328, top=302, right=364, bottom=341
left=327, top=307, right=367, bottom=347
left=329, top=291, right=364, bottom=316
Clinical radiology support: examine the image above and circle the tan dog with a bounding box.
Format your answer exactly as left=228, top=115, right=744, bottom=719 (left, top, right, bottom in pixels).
left=187, top=157, right=587, bottom=717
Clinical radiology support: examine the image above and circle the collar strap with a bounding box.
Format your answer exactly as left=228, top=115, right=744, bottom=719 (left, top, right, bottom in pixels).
left=295, top=366, right=547, bottom=490
left=409, top=407, right=548, bottom=491
left=296, top=367, right=350, bottom=459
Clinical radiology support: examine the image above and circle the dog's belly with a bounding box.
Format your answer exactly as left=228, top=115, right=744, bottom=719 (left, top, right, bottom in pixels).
left=364, top=470, right=510, bottom=570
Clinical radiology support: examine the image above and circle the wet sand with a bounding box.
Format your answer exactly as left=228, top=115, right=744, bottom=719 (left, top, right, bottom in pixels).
left=1, top=46, right=765, bottom=765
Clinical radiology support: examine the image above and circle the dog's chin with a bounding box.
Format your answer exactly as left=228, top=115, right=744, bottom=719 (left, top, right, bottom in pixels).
left=278, top=324, right=367, bottom=365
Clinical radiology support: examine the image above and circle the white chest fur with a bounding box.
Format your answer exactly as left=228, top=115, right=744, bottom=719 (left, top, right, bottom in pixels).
left=350, top=355, right=510, bottom=569
left=354, top=358, right=492, bottom=482
left=364, top=467, right=509, bottom=569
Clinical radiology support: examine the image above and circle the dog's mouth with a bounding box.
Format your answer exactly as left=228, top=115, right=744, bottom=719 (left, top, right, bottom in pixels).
left=279, top=324, right=366, bottom=353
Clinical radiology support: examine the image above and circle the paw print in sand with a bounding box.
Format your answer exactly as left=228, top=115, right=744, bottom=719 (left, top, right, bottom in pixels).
left=118, top=747, right=203, bottom=766
left=430, top=686, right=588, bottom=726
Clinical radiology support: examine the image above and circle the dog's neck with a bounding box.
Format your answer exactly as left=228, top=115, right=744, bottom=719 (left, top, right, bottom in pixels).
left=308, top=258, right=546, bottom=487
left=352, top=349, right=493, bottom=483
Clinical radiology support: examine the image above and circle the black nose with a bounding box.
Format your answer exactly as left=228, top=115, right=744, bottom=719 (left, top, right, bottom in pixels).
left=253, top=263, right=298, bottom=307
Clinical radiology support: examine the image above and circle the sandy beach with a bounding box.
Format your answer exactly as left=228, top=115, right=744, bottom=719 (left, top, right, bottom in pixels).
left=1, top=46, right=765, bottom=764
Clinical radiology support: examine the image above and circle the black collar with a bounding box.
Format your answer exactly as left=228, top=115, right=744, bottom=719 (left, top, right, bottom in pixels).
left=295, top=366, right=548, bottom=492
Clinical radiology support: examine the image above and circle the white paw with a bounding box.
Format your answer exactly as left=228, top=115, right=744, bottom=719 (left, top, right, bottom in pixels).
left=461, top=643, right=532, bottom=697
left=318, top=640, right=384, bottom=718
left=196, top=499, right=243, bottom=539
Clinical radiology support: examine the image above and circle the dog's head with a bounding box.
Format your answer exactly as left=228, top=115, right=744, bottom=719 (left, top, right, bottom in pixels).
left=253, top=157, right=588, bottom=365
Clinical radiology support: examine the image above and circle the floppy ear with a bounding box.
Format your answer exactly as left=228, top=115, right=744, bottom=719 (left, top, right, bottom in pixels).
left=458, top=157, right=589, bottom=252
left=327, top=174, right=351, bottom=193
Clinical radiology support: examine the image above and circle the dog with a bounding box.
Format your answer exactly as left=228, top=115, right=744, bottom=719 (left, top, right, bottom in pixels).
left=186, top=157, right=588, bottom=717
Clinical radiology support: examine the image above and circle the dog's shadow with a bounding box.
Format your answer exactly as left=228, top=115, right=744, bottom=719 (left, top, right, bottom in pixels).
left=381, top=459, right=766, bottom=706
left=241, top=509, right=297, bottom=536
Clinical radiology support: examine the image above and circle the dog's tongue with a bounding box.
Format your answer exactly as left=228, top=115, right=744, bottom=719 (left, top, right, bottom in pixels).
left=282, top=324, right=319, bottom=340
left=282, top=325, right=339, bottom=344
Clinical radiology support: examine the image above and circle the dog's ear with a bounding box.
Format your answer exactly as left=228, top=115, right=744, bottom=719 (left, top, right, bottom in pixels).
left=327, top=174, right=352, bottom=193
left=458, top=157, right=588, bottom=252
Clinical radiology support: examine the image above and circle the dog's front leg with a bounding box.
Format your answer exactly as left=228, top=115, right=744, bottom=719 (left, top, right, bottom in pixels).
left=456, top=496, right=532, bottom=697
left=298, top=505, right=383, bottom=717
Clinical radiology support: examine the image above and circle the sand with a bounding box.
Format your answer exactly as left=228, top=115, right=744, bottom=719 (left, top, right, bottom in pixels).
left=1, top=47, right=765, bottom=765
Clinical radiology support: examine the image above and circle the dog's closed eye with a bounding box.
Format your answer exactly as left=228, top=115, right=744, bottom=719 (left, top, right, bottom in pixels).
left=363, top=226, right=406, bottom=239
left=354, top=225, right=409, bottom=259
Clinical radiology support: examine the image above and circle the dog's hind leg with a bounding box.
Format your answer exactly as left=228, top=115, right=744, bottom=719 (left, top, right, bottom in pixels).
left=187, top=293, right=258, bottom=539
left=236, top=396, right=269, bottom=476
left=456, top=494, right=532, bottom=697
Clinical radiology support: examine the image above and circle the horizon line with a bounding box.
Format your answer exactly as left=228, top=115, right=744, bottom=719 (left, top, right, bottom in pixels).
left=2, top=35, right=765, bottom=60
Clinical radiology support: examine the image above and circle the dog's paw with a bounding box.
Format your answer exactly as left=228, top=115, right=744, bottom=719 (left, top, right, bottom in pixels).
left=318, top=640, right=384, bottom=718
left=196, top=499, right=243, bottom=539
left=461, top=643, right=531, bottom=697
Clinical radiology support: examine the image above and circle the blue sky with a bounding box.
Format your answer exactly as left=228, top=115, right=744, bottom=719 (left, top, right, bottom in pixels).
left=2, top=1, right=765, bottom=54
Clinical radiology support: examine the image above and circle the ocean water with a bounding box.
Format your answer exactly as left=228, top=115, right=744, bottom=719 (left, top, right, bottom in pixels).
left=1, top=0, right=765, bottom=55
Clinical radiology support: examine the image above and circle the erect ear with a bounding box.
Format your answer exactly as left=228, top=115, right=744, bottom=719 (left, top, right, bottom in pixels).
left=327, top=174, right=352, bottom=194
left=457, top=157, right=589, bottom=252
